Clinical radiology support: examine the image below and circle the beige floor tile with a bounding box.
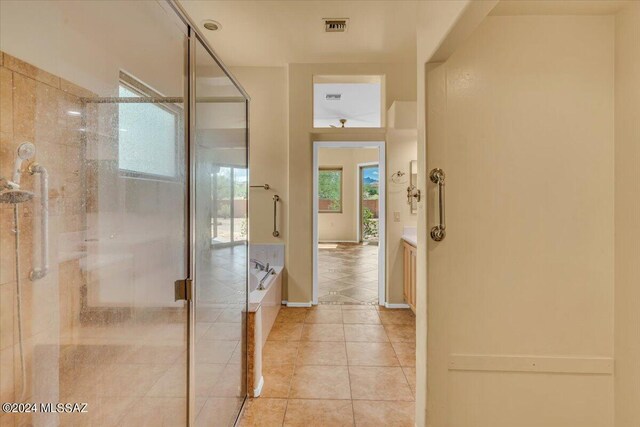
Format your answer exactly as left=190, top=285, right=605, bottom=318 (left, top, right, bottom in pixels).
left=211, top=364, right=243, bottom=398
left=402, top=367, right=416, bottom=395
left=289, top=365, right=351, bottom=400
left=352, top=400, right=415, bottom=426
left=391, top=341, right=416, bottom=367
left=267, top=323, right=303, bottom=341
left=118, top=397, right=186, bottom=427
left=383, top=324, right=415, bottom=343
left=340, top=305, right=377, bottom=310
left=261, top=364, right=295, bottom=398
left=343, top=324, right=389, bottom=343
left=275, top=308, right=308, bottom=323
left=349, top=367, right=413, bottom=401
left=346, top=342, right=399, bottom=366
left=263, top=341, right=300, bottom=365
left=304, top=309, right=343, bottom=324
left=300, top=324, right=345, bottom=342
left=195, top=364, right=227, bottom=397
left=297, top=341, right=348, bottom=366
left=378, top=310, right=415, bottom=325
left=283, top=399, right=354, bottom=426
left=195, top=397, right=244, bottom=427
left=238, top=397, right=287, bottom=426
left=102, top=363, right=168, bottom=397
left=202, top=322, right=242, bottom=341
left=309, top=304, right=342, bottom=310
left=342, top=310, right=381, bottom=325
left=195, top=340, right=238, bottom=364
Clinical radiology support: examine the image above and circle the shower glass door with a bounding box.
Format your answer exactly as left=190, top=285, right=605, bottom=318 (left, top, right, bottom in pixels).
left=0, top=1, right=190, bottom=426
left=192, top=36, right=249, bottom=426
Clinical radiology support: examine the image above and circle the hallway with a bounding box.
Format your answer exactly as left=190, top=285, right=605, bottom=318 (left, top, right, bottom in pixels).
left=317, top=243, right=379, bottom=305
left=239, top=304, right=416, bottom=426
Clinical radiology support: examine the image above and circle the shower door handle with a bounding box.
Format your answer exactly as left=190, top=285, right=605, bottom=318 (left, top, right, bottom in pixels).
left=429, top=168, right=446, bottom=241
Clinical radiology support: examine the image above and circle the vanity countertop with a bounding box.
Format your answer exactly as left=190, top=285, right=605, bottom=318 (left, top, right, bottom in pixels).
left=401, top=226, right=417, bottom=247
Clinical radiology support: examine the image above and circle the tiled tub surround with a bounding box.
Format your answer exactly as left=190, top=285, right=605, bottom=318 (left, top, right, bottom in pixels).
left=239, top=304, right=416, bottom=426
left=248, top=243, right=284, bottom=397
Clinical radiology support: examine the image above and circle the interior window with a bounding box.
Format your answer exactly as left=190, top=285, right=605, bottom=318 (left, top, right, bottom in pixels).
left=118, top=72, right=178, bottom=178
left=313, top=75, right=383, bottom=128
left=318, top=167, right=343, bottom=212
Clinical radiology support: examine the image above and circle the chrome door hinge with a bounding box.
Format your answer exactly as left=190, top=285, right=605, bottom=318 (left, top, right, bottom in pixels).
left=174, top=278, right=193, bottom=301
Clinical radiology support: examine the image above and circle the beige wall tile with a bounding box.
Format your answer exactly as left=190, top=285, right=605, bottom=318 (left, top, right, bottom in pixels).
left=0, top=67, right=13, bottom=135
left=12, top=73, right=36, bottom=141
left=2, top=52, right=59, bottom=89
left=0, top=283, right=14, bottom=350
left=0, top=346, right=14, bottom=403
left=60, top=77, right=94, bottom=99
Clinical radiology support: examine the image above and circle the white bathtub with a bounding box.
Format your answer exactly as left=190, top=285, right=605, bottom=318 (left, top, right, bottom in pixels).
left=248, top=265, right=282, bottom=397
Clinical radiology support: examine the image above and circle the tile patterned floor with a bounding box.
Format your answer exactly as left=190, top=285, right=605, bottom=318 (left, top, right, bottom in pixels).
left=318, top=243, right=379, bottom=304
left=239, top=304, right=416, bottom=426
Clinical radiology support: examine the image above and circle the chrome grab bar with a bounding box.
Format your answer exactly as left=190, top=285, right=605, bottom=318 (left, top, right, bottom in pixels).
left=258, top=267, right=276, bottom=290
left=429, top=168, right=446, bottom=241
left=29, top=163, right=49, bottom=280
left=272, top=195, right=280, bottom=237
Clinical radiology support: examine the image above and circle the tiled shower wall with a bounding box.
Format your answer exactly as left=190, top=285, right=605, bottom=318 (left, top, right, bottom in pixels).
left=0, top=51, right=88, bottom=404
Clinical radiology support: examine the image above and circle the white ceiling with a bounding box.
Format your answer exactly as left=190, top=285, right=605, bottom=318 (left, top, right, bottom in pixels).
left=490, top=0, right=631, bottom=16
left=314, top=82, right=381, bottom=128
left=180, top=0, right=420, bottom=66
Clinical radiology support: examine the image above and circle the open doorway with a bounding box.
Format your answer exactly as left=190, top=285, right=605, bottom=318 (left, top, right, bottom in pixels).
left=211, top=165, right=248, bottom=246
left=312, top=141, right=386, bottom=305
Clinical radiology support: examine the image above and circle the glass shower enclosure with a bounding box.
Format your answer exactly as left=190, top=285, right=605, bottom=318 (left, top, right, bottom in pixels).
left=0, top=1, right=248, bottom=426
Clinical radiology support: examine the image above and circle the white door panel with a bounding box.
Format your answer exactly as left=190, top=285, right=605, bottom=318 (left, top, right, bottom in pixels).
left=426, top=15, right=615, bottom=427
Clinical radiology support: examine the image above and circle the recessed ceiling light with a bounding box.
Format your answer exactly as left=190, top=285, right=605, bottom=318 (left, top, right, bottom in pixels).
left=203, top=20, right=221, bottom=31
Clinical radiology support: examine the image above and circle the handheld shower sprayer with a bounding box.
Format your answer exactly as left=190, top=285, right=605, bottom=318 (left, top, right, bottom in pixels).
left=12, top=142, right=36, bottom=186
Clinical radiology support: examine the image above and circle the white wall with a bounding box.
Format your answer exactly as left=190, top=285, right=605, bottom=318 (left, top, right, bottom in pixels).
left=614, top=3, right=640, bottom=426
left=386, top=111, right=418, bottom=303
left=286, top=62, right=416, bottom=304
left=317, top=147, right=378, bottom=242
left=230, top=67, right=288, bottom=244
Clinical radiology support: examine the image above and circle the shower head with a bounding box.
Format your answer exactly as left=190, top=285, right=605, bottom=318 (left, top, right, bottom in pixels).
left=13, top=142, right=36, bottom=185
left=0, top=189, right=34, bottom=204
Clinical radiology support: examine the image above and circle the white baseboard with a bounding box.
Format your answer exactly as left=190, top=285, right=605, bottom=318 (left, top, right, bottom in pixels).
left=385, top=302, right=410, bottom=309
left=253, top=376, right=264, bottom=397
left=282, top=301, right=313, bottom=308
left=318, top=240, right=360, bottom=243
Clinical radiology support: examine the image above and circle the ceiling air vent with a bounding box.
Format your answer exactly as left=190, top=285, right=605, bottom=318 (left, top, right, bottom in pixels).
left=324, top=18, right=348, bottom=33
left=326, top=94, right=342, bottom=101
